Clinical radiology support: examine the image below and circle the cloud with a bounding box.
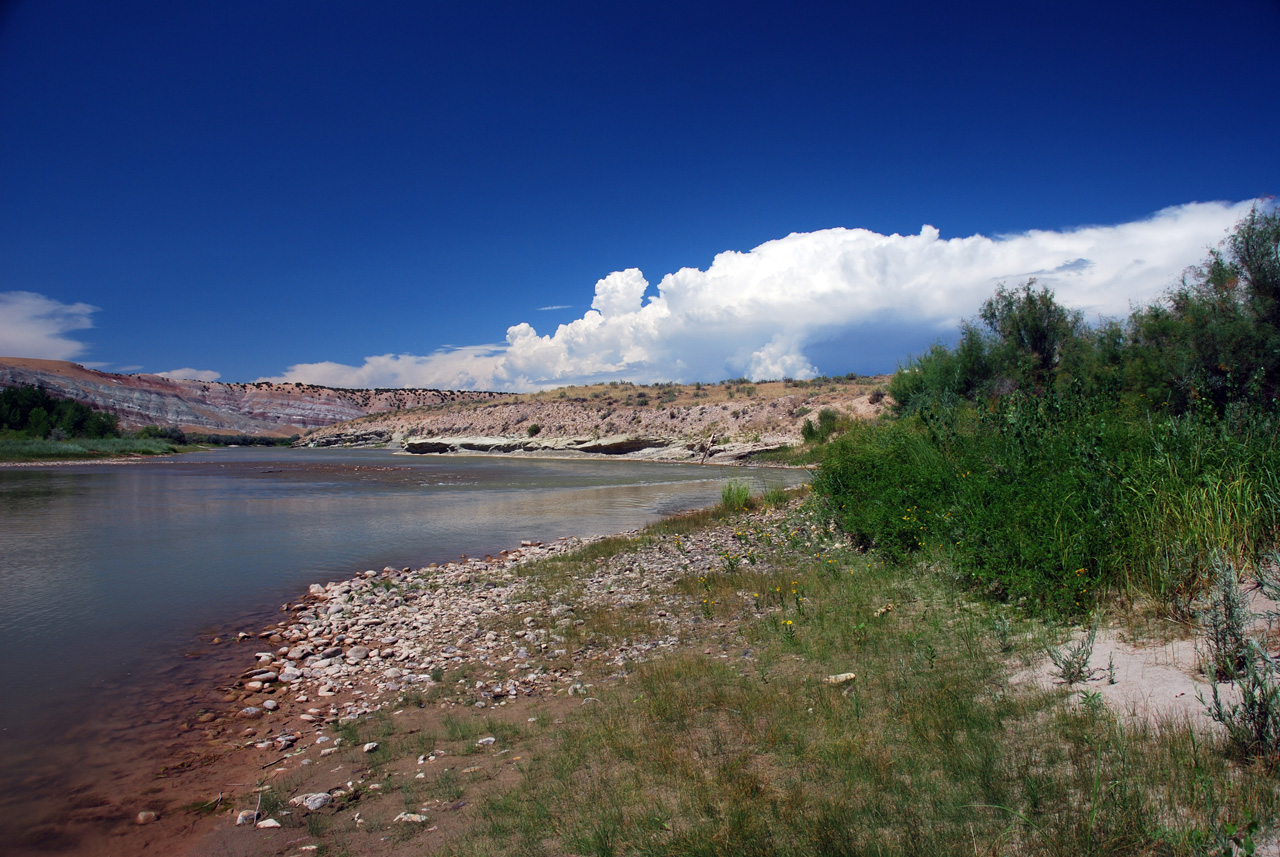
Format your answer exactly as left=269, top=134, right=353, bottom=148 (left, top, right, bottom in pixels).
left=0, top=291, right=98, bottom=360
left=263, top=200, right=1261, bottom=391
left=537, top=304, right=572, bottom=311
left=156, top=368, right=222, bottom=382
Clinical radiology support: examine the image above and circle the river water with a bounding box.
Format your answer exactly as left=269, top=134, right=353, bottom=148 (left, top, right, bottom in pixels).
left=0, top=447, right=804, bottom=790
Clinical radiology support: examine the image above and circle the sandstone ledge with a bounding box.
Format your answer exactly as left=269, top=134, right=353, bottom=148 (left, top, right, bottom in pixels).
left=401, top=433, right=785, bottom=462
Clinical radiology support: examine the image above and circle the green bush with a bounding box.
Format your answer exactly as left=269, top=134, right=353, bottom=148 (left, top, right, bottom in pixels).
left=800, top=407, right=844, bottom=443
left=825, top=210, right=1280, bottom=615
left=814, top=387, right=1279, bottom=616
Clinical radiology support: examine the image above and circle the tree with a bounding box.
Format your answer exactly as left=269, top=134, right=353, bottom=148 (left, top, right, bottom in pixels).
left=1127, top=205, right=1280, bottom=411
left=977, top=279, right=1085, bottom=392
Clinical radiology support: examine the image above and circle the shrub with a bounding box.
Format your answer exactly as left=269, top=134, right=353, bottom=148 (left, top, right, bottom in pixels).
left=527, top=424, right=542, bottom=437
left=801, top=408, right=843, bottom=443
left=815, top=383, right=1279, bottom=615
left=719, top=480, right=751, bottom=512
left=1203, top=637, right=1280, bottom=762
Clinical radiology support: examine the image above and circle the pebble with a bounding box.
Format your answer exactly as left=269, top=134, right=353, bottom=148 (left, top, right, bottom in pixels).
left=235, top=810, right=257, bottom=825
left=262, top=699, right=279, bottom=711
left=363, top=742, right=379, bottom=753
left=135, top=811, right=157, bottom=825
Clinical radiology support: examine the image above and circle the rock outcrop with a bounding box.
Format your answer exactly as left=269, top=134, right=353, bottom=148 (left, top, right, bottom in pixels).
left=303, top=376, right=891, bottom=460
left=0, top=357, right=501, bottom=436
left=400, top=433, right=785, bottom=462
left=403, top=434, right=676, bottom=456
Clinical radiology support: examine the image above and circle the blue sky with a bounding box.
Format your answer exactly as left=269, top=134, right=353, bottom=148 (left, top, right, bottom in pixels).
left=1, top=1, right=1277, bottom=389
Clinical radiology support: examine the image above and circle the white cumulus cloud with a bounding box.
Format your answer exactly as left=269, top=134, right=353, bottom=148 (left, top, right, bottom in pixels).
left=0, top=291, right=99, bottom=360
left=263, top=200, right=1260, bottom=391
left=156, top=368, right=222, bottom=382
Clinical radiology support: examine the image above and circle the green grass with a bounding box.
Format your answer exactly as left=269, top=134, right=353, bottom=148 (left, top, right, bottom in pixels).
left=0, top=436, right=178, bottom=461
left=431, top=503, right=1279, bottom=857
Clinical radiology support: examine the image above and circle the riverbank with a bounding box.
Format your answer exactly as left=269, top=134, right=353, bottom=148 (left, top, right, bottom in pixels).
left=21, top=488, right=1278, bottom=856
left=3, top=450, right=796, bottom=856
left=9, top=499, right=797, bottom=855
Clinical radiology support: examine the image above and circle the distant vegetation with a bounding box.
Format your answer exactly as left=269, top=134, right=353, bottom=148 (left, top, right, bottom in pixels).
left=136, top=425, right=298, bottom=447
left=813, top=206, right=1280, bottom=616
left=1, top=383, right=120, bottom=439
left=0, top=384, right=295, bottom=460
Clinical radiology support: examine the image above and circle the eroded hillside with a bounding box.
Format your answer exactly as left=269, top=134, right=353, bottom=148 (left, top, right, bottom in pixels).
left=301, top=376, right=891, bottom=461
left=0, top=358, right=499, bottom=436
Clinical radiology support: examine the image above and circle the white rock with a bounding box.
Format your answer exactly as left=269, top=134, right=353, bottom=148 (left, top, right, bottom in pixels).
left=394, top=812, right=429, bottom=823
left=290, top=793, right=333, bottom=811
left=135, top=810, right=157, bottom=825
left=235, top=809, right=257, bottom=825
left=363, top=742, right=379, bottom=753
left=256, top=818, right=282, bottom=829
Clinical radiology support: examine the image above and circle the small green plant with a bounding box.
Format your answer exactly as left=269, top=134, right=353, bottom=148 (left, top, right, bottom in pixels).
left=761, top=487, right=789, bottom=507
left=992, top=616, right=1014, bottom=653
left=1199, top=557, right=1280, bottom=761
left=527, top=423, right=542, bottom=437
left=1190, top=814, right=1260, bottom=856
left=1203, top=639, right=1280, bottom=761
left=1078, top=689, right=1105, bottom=715
left=1047, top=625, right=1097, bottom=685
left=720, top=480, right=751, bottom=512
left=1203, top=556, right=1251, bottom=681
left=306, top=812, right=328, bottom=838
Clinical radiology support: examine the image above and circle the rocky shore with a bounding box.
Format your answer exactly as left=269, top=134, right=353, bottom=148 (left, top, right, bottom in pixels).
left=221, top=517, right=775, bottom=734
left=8, top=492, right=815, bottom=857
left=173, top=500, right=809, bottom=844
